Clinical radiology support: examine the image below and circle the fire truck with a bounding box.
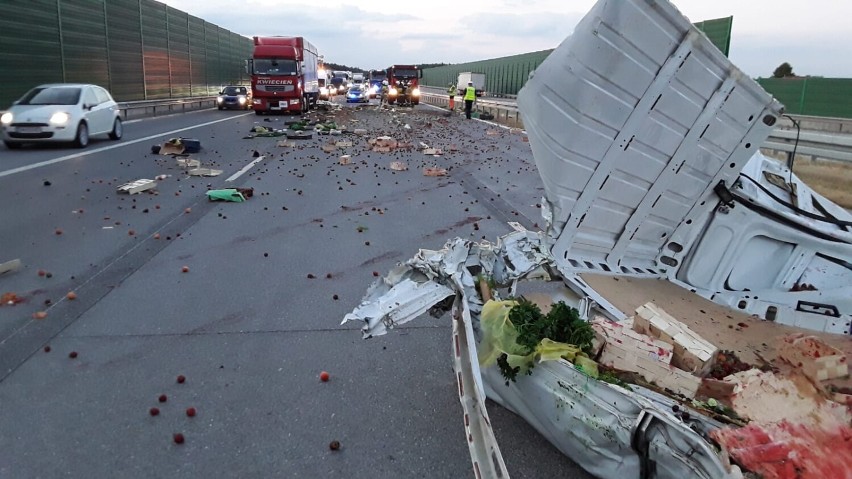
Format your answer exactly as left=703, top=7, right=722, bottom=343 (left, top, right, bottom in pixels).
left=386, top=65, right=422, bottom=106
left=247, top=36, right=319, bottom=114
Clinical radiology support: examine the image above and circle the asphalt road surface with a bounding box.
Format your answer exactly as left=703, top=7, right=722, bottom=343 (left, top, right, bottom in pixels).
left=0, top=100, right=594, bottom=478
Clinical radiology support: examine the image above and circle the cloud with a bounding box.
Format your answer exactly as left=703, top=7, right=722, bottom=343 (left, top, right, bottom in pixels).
left=460, top=12, right=582, bottom=38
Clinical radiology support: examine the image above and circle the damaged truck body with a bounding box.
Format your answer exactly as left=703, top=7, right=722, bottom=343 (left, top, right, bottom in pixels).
left=344, top=0, right=852, bottom=478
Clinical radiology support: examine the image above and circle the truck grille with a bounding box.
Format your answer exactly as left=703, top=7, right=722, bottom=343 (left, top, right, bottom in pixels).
left=259, top=85, right=295, bottom=93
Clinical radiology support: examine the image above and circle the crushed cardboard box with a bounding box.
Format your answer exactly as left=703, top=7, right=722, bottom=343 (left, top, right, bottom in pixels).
left=591, top=317, right=673, bottom=364
left=423, top=167, right=448, bottom=177
left=634, top=303, right=718, bottom=373
left=777, top=333, right=848, bottom=382
left=389, top=161, right=408, bottom=171
left=339, top=155, right=352, bottom=165
left=117, top=179, right=157, bottom=195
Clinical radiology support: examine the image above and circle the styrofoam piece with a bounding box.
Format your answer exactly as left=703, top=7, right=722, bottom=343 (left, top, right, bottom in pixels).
left=116, top=179, right=156, bottom=195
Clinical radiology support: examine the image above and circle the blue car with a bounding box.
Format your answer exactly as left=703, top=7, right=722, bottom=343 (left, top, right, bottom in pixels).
left=217, top=85, right=251, bottom=110
left=346, top=85, right=369, bottom=103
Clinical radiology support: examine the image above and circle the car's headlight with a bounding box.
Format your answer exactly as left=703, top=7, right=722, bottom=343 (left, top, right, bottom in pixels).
left=49, top=112, right=69, bottom=125
left=412, top=88, right=420, bottom=96
left=0, top=112, right=12, bottom=125
left=217, top=97, right=224, bottom=103
left=389, top=88, right=398, bottom=95
left=238, top=97, right=246, bottom=104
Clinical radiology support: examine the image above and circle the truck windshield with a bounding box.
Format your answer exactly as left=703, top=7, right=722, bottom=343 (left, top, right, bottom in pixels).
left=393, top=69, right=418, bottom=78
left=19, top=87, right=82, bottom=105
left=254, top=59, right=298, bottom=76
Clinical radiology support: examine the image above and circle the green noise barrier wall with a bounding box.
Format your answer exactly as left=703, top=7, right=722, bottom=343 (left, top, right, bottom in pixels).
left=422, top=16, right=734, bottom=96
left=0, top=0, right=251, bottom=107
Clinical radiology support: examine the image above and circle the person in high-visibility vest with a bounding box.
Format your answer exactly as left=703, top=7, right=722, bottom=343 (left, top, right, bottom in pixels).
left=463, top=81, right=476, bottom=119
left=448, top=83, right=456, bottom=111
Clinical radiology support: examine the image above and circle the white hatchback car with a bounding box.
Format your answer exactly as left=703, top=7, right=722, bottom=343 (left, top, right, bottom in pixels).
left=1, top=83, right=122, bottom=149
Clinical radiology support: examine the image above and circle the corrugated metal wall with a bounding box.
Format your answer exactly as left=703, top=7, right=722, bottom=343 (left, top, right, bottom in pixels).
left=0, top=0, right=251, bottom=108
left=422, top=17, right=735, bottom=95
left=758, top=78, right=852, bottom=119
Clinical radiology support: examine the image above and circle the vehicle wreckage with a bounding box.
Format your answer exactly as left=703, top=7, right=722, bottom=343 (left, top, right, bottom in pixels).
left=343, top=0, right=852, bottom=477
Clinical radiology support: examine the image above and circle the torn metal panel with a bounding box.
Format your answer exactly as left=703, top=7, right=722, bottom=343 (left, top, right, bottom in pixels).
left=343, top=231, right=740, bottom=479
left=517, top=0, right=850, bottom=334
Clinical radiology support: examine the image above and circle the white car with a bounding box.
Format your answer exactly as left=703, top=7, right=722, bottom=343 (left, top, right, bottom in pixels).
left=1, top=83, right=122, bottom=149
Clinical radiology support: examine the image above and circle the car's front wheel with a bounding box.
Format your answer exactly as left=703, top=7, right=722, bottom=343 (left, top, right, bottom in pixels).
left=73, top=122, right=89, bottom=148
left=109, top=118, right=122, bottom=140
left=4, top=140, right=22, bottom=149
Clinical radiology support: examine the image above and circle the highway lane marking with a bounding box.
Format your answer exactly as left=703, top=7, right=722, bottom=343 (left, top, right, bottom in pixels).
left=226, top=155, right=266, bottom=182
left=0, top=112, right=254, bottom=179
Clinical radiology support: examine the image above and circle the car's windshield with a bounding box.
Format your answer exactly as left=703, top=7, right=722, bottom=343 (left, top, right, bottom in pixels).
left=350, top=86, right=362, bottom=92
left=19, top=87, right=82, bottom=106
left=222, top=87, right=247, bottom=95
left=393, top=69, right=418, bottom=78
left=253, top=59, right=298, bottom=76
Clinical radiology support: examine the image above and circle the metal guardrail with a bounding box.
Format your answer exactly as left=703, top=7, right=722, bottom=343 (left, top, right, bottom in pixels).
left=763, top=129, right=852, bottom=164
left=116, top=96, right=218, bottom=120
left=422, top=90, right=852, bottom=164
left=421, top=92, right=523, bottom=128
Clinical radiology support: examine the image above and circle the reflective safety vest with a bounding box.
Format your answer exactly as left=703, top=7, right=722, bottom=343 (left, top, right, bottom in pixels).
left=448, top=85, right=456, bottom=96
left=464, top=86, right=476, bottom=101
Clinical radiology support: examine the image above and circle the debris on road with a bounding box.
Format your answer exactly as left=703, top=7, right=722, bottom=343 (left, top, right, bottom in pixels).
left=187, top=168, right=223, bottom=177
left=116, top=179, right=157, bottom=195
left=422, top=167, right=447, bottom=177
left=339, top=155, right=352, bottom=165
left=329, top=440, right=340, bottom=451
left=320, top=371, right=330, bottom=382
left=0, top=259, right=21, bottom=276
left=370, top=136, right=398, bottom=153
left=389, top=161, right=408, bottom=171
left=276, top=140, right=296, bottom=148
left=159, top=138, right=186, bottom=155
left=421, top=148, right=442, bottom=156
left=286, top=131, right=312, bottom=140
left=175, top=158, right=201, bottom=169
left=206, top=189, right=248, bottom=202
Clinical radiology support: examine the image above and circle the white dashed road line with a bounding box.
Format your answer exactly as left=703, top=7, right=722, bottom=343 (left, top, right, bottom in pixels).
left=0, top=112, right=253, bottom=179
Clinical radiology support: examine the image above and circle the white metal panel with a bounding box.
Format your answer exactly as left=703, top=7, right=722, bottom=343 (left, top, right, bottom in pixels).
left=518, top=0, right=783, bottom=275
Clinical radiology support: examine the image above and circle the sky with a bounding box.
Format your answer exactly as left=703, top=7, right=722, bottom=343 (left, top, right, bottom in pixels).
left=161, top=0, right=852, bottom=78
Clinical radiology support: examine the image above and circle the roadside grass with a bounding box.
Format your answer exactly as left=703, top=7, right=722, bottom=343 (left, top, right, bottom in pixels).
left=761, top=152, right=852, bottom=209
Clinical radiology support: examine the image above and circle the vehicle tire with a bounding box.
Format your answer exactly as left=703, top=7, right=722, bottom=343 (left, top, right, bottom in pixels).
left=301, top=97, right=308, bottom=113
left=413, top=101, right=420, bottom=106
left=73, top=122, right=89, bottom=148
left=4, top=140, right=22, bottom=149
left=217, top=106, right=223, bottom=110
left=109, top=118, right=123, bottom=140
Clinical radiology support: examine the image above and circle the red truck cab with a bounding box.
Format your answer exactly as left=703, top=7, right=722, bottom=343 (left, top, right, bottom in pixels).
left=386, top=65, right=422, bottom=105
left=248, top=36, right=319, bottom=114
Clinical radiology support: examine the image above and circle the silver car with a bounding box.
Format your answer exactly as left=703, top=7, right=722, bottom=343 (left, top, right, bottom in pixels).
left=1, top=83, right=122, bottom=149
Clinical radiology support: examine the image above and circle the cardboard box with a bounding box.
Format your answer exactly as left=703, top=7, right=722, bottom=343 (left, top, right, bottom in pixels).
left=591, top=317, right=673, bottom=365
left=777, top=333, right=848, bottom=382
left=598, top=339, right=701, bottom=398
left=634, top=303, right=718, bottom=373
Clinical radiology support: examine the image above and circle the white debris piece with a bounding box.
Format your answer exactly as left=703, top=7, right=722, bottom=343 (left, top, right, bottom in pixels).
left=117, top=179, right=157, bottom=195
